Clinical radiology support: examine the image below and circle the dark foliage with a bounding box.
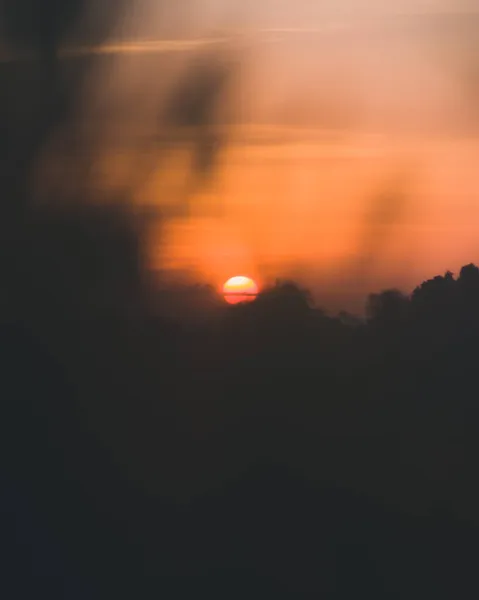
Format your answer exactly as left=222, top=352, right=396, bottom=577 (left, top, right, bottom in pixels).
left=2, top=205, right=479, bottom=597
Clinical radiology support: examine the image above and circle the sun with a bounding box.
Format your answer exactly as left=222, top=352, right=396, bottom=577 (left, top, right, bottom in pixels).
left=223, top=276, right=259, bottom=305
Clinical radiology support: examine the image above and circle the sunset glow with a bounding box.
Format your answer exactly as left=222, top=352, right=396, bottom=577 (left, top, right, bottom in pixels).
left=32, top=15, right=479, bottom=313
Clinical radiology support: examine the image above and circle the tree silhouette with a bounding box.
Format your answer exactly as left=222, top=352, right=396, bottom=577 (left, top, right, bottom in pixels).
left=366, top=288, right=409, bottom=329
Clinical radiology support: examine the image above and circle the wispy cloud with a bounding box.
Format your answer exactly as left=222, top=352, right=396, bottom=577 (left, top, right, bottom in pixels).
left=61, top=38, right=230, bottom=58
left=0, top=37, right=230, bottom=62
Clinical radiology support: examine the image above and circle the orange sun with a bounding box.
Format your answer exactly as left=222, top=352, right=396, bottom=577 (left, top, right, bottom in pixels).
left=223, top=276, right=259, bottom=305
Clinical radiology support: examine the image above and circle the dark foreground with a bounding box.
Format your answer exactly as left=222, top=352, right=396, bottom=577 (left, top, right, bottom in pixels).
left=2, top=222, right=479, bottom=597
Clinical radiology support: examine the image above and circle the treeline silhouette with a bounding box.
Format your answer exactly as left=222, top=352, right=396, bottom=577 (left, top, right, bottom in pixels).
left=2, top=199, right=479, bottom=597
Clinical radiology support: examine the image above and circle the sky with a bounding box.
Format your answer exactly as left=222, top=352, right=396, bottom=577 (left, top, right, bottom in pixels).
left=66, top=1, right=479, bottom=46
left=27, top=1, right=479, bottom=311
left=128, top=1, right=479, bottom=35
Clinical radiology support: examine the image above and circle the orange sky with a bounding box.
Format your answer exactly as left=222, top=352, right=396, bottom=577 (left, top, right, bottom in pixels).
left=135, top=130, right=479, bottom=310
left=31, top=15, right=479, bottom=311
left=39, top=124, right=478, bottom=311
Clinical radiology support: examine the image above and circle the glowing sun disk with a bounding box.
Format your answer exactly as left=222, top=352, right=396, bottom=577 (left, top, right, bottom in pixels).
left=223, top=276, right=259, bottom=304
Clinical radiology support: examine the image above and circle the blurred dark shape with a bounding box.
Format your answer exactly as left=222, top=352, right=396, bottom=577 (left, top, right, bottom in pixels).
left=159, top=44, right=236, bottom=215
left=166, top=51, right=231, bottom=132
left=1, top=0, right=126, bottom=61
left=17, top=204, right=144, bottom=314
left=0, top=0, right=126, bottom=216
left=154, top=282, right=223, bottom=321
left=1, top=0, right=83, bottom=62
left=351, top=171, right=411, bottom=286
left=115, top=40, right=238, bottom=218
